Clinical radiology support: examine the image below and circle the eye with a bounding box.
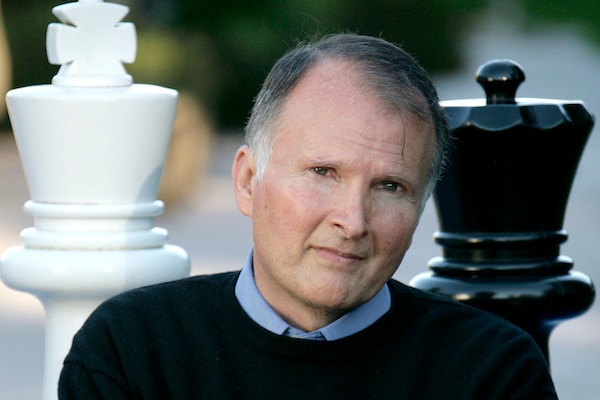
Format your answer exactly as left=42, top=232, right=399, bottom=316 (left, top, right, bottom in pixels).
left=379, top=181, right=403, bottom=193
left=312, top=166, right=329, bottom=176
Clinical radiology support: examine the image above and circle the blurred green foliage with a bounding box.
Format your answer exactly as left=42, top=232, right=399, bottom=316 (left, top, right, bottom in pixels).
left=520, top=0, right=600, bottom=43
left=3, top=1, right=56, bottom=87
left=5, top=0, right=598, bottom=131
left=2, top=0, right=490, bottom=130
left=129, top=0, right=490, bottom=129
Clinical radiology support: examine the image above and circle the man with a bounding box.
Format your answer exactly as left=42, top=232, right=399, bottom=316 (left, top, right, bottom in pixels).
left=59, top=34, right=557, bottom=399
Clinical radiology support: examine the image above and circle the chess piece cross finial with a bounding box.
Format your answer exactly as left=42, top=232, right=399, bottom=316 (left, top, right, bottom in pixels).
left=46, top=0, right=136, bottom=86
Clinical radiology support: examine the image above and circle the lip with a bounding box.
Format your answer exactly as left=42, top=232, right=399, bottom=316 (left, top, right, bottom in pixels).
left=312, top=246, right=366, bottom=265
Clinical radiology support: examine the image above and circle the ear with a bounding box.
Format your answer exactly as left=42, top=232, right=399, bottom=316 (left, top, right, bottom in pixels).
left=232, top=145, right=257, bottom=217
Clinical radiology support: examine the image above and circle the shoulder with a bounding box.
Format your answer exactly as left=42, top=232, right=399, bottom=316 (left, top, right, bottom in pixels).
left=111, top=271, right=238, bottom=303
left=385, top=280, right=556, bottom=397
left=70, top=271, right=241, bottom=351
left=388, top=278, right=494, bottom=316
left=86, top=271, right=240, bottom=326
left=385, top=279, right=546, bottom=365
left=387, top=278, right=471, bottom=312
left=386, top=279, right=529, bottom=337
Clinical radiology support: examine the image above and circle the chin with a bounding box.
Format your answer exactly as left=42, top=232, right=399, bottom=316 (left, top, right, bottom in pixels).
left=308, top=289, right=367, bottom=313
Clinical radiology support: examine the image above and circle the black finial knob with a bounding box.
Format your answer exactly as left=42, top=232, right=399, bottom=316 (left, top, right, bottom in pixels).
left=475, top=59, right=525, bottom=105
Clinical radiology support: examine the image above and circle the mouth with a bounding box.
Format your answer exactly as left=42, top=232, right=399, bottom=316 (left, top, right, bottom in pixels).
left=312, top=246, right=366, bottom=265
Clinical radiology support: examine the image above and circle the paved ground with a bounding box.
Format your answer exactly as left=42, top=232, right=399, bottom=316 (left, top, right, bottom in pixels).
left=2, top=12, right=600, bottom=400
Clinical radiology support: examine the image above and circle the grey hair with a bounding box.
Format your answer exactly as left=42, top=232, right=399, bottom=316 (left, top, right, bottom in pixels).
left=244, top=33, right=450, bottom=204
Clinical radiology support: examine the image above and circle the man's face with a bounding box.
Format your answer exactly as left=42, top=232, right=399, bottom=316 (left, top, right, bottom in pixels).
left=233, top=59, right=435, bottom=330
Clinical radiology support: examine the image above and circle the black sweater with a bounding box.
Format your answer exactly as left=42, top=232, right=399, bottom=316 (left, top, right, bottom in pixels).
left=59, top=272, right=557, bottom=399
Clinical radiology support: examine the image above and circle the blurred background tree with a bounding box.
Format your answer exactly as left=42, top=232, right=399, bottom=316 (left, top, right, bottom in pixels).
left=1, top=0, right=489, bottom=132
left=128, top=0, right=489, bottom=130
left=2, top=0, right=599, bottom=132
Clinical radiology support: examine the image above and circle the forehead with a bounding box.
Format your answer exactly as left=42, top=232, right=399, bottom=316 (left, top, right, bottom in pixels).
left=276, top=60, right=386, bottom=130
left=276, top=59, right=428, bottom=141
left=272, top=59, right=435, bottom=175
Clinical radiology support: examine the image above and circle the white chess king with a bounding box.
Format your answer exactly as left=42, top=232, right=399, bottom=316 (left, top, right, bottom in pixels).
left=1, top=1, right=190, bottom=399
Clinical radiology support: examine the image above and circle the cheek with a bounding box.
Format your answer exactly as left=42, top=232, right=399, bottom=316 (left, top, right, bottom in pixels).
left=374, top=208, right=419, bottom=252
left=276, top=177, right=327, bottom=212
left=254, top=180, right=322, bottom=235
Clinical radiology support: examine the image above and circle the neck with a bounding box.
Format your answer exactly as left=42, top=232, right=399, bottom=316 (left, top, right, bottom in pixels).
left=252, top=269, right=348, bottom=332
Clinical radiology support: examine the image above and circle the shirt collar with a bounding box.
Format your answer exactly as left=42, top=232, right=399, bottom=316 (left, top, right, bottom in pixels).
left=234, top=250, right=391, bottom=340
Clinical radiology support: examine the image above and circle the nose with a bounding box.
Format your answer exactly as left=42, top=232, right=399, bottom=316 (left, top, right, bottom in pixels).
left=329, top=186, right=370, bottom=240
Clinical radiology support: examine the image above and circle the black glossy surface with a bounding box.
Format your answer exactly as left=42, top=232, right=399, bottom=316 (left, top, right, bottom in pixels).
left=476, top=59, right=525, bottom=104
left=412, top=270, right=595, bottom=358
left=411, top=59, right=596, bottom=361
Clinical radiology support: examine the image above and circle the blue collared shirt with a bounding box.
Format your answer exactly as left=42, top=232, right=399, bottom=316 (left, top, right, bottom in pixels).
left=234, top=251, right=391, bottom=341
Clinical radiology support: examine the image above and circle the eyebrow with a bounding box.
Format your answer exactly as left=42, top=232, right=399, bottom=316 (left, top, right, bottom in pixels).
left=301, top=155, right=339, bottom=167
